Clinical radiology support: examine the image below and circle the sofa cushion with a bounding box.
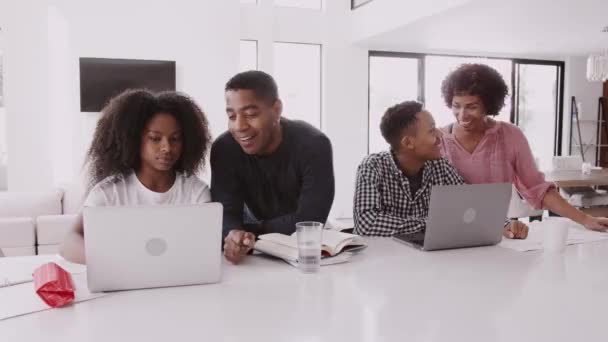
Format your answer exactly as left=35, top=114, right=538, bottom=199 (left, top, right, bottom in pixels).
left=37, top=245, right=60, bottom=255
left=0, top=217, right=35, bottom=247
left=36, top=214, right=78, bottom=245
left=59, top=178, right=87, bottom=215
left=0, top=246, right=36, bottom=257
left=0, top=191, right=63, bottom=218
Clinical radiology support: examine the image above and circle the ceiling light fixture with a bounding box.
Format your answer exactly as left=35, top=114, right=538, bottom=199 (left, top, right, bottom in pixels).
left=586, top=27, right=608, bottom=82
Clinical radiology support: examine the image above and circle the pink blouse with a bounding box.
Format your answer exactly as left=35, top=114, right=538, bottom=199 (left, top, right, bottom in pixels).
left=440, top=121, right=555, bottom=209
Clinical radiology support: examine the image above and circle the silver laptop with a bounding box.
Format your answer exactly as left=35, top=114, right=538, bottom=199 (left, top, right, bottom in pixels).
left=83, top=203, right=222, bottom=292
left=393, top=183, right=511, bottom=251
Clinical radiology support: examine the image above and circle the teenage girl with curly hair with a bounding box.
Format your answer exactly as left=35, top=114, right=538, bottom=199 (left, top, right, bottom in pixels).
left=60, top=89, right=212, bottom=264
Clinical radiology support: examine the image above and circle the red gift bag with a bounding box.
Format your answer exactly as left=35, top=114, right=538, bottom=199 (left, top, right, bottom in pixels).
left=33, top=262, right=75, bottom=308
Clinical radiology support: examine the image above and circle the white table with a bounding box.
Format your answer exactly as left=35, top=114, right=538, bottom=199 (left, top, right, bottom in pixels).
left=2, top=238, right=608, bottom=342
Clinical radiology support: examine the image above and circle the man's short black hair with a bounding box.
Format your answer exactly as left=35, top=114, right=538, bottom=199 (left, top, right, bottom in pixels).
left=225, top=70, right=279, bottom=105
left=380, top=101, right=424, bottom=151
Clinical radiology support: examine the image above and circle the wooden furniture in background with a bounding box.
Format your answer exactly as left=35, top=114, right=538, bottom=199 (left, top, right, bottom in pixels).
left=545, top=169, right=608, bottom=187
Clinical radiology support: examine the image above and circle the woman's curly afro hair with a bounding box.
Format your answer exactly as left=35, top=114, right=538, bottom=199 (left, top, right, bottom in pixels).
left=441, top=63, right=509, bottom=116
left=86, top=89, right=211, bottom=187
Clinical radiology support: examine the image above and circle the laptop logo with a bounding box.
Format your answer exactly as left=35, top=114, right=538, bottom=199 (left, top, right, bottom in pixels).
left=463, top=208, right=477, bottom=224
left=145, top=238, right=168, bottom=256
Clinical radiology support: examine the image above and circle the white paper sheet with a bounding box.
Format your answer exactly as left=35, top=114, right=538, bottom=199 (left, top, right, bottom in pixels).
left=0, top=255, right=87, bottom=286
left=498, top=218, right=608, bottom=252
left=0, top=273, right=109, bottom=321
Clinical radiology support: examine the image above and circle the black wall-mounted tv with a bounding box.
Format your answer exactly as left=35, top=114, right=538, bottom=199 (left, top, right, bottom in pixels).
left=79, top=57, right=176, bottom=112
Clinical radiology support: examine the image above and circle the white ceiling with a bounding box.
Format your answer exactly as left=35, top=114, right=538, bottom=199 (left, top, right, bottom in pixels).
left=357, top=0, right=608, bottom=57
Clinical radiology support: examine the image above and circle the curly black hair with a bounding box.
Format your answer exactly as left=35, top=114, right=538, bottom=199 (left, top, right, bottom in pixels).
left=380, top=101, right=424, bottom=150
left=85, top=89, right=211, bottom=188
left=441, top=63, right=509, bottom=116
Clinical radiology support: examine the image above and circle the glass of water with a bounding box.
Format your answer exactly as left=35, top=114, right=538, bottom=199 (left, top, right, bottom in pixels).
left=296, top=221, right=324, bottom=273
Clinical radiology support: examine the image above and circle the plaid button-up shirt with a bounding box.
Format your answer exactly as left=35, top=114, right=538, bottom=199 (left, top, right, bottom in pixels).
left=353, top=151, right=465, bottom=236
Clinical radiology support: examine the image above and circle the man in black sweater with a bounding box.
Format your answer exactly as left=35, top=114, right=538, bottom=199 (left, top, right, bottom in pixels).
left=211, top=71, right=335, bottom=264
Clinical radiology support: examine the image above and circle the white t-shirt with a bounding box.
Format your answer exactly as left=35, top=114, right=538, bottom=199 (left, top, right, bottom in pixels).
left=84, top=172, right=211, bottom=207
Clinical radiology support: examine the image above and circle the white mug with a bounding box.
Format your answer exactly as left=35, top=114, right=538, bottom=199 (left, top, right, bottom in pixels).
left=544, top=222, right=569, bottom=253
left=582, top=162, right=592, bottom=175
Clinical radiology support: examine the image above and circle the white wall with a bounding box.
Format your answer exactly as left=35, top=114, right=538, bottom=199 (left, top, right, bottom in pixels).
left=0, top=22, right=5, bottom=190
left=351, top=0, right=472, bottom=44
left=1, top=0, right=53, bottom=191
left=240, top=0, right=368, bottom=219
left=1, top=0, right=239, bottom=190
left=563, top=56, right=604, bottom=165
left=0, top=30, right=4, bottom=153
left=322, top=3, right=368, bottom=219
left=355, top=0, right=608, bottom=58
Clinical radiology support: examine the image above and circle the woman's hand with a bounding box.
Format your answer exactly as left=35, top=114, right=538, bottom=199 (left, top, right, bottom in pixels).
left=582, top=215, right=608, bottom=231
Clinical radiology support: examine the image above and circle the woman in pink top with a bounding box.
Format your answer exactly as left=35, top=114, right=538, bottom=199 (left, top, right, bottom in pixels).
left=439, top=64, right=608, bottom=239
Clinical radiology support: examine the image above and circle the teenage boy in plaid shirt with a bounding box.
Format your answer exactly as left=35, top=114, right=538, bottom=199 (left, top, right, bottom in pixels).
left=353, top=101, right=464, bottom=236
left=354, top=101, right=524, bottom=238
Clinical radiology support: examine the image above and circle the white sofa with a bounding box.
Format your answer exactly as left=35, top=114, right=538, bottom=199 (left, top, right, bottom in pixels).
left=0, top=182, right=84, bottom=257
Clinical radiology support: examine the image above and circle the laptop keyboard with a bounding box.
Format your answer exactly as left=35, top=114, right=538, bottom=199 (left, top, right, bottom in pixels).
left=395, top=231, right=425, bottom=245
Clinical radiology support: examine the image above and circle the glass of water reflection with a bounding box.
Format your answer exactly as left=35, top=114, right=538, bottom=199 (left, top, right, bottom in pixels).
left=296, top=221, right=324, bottom=273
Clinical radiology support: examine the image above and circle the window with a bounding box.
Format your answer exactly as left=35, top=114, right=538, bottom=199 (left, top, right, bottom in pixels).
left=274, top=0, right=322, bottom=10
left=368, top=54, right=420, bottom=153
left=273, top=42, right=322, bottom=128
left=514, top=62, right=563, bottom=171
left=368, top=52, right=564, bottom=163
left=239, top=40, right=258, bottom=72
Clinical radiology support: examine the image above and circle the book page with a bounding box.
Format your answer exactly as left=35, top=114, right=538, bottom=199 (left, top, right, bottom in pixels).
left=321, top=230, right=366, bottom=256
left=254, top=239, right=298, bottom=262
left=259, top=233, right=298, bottom=248
left=258, top=230, right=367, bottom=257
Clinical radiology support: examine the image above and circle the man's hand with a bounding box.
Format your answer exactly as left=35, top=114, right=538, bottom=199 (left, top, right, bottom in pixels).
left=223, top=229, right=256, bottom=264
left=504, top=220, right=529, bottom=239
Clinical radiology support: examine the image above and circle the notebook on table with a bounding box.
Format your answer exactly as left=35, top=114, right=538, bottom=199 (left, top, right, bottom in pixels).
left=254, top=230, right=367, bottom=267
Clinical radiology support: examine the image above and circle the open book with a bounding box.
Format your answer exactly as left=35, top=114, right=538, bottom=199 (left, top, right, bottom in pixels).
left=254, top=230, right=367, bottom=266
